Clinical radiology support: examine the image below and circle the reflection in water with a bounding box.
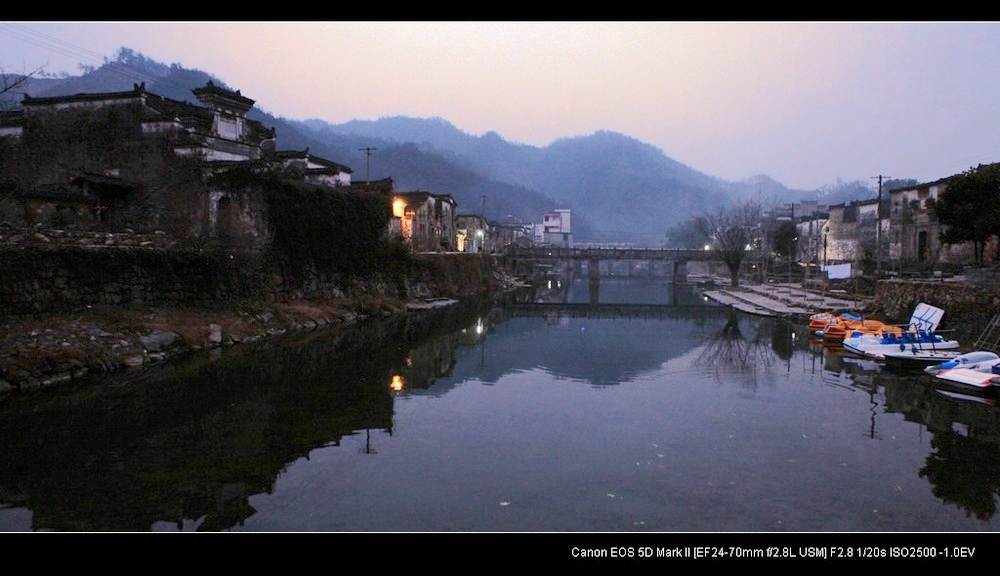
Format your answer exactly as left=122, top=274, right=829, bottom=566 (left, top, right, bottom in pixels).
left=920, top=433, right=1000, bottom=521
left=816, top=340, right=1000, bottom=521
left=696, top=311, right=776, bottom=387
left=2, top=281, right=1000, bottom=531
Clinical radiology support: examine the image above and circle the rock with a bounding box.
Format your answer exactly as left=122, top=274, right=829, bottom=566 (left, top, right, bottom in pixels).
left=208, top=323, right=223, bottom=344
left=141, top=330, right=179, bottom=353
left=32, top=232, right=50, bottom=243
left=0, top=379, right=12, bottom=394
left=123, top=355, right=145, bottom=367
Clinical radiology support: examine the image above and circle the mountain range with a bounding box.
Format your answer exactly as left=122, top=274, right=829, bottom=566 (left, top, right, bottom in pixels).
left=1, top=48, right=891, bottom=242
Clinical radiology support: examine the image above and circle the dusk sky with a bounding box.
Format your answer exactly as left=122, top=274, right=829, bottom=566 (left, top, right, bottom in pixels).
left=2, top=21, right=999, bottom=190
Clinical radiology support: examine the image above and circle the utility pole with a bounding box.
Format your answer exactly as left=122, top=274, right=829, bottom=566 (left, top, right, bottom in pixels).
left=871, top=174, right=890, bottom=278
left=359, top=147, right=377, bottom=182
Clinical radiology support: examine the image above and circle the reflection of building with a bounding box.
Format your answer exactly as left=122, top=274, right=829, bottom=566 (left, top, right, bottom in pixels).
left=456, top=214, right=489, bottom=253
left=389, top=191, right=457, bottom=252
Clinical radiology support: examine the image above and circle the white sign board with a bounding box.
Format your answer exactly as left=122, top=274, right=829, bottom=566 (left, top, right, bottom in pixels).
left=821, top=263, right=852, bottom=280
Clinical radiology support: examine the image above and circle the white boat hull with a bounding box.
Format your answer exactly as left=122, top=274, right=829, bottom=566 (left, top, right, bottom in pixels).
left=934, top=365, right=1000, bottom=390
left=843, top=338, right=960, bottom=359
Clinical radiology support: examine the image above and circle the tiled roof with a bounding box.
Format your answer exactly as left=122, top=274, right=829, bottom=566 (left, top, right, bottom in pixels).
left=192, top=81, right=255, bottom=108
left=276, top=149, right=352, bottom=173
left=21, top=84, right=146, bottom=106
left=70, top=172, right=136, bottom=192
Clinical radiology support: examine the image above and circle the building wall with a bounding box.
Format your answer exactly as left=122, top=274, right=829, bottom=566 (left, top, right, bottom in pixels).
left=888, top=182, right=977, bottom=267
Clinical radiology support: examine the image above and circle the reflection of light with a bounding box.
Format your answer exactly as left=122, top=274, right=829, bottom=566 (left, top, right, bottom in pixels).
left=745, top=244, right=752, bottom=251
left=792, top=332, right=797, bottom=341
left=405, top=356, right=412, bottom=367
left=390, top=374, right=405, bottom=392
left=547, top=280, right=552, bottom=289
left=557, top=280, right=561, bottom=288
left=704, top=296, right=709, bottom=301
left=704, top=244, right=711, bottom=251
left=476, top=230, right=484, bottom=237
left=475, top=319, right=484, bottom=335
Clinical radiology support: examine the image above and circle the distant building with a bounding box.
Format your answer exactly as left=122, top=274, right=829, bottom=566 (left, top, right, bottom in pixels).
left=796, top=215, right=828, bottom=265
left=456, top=214, right=489, bottom=254
left=541, top=208, right=573, bottom=247
left=823, top=197, right=888, bottom=269
left=390, top=191, right=457, bottom=252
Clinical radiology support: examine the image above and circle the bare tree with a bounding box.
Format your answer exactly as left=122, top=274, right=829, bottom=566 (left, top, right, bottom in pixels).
left=0, top=64, right=45, bottom=110
left=696, top=201, right=762, bottom=287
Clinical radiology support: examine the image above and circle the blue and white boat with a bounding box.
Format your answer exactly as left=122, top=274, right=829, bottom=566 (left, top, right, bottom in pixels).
left=924, top=351, right=1000, bottom=375
left=842, top=303, right=958, bottom=359
left=843, top=330, right=960, bottom=359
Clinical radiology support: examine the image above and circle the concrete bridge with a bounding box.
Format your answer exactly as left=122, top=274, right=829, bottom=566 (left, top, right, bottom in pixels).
left=503, top=246, right=716, bottom=261
left=502, top=245, right=724, bottom=283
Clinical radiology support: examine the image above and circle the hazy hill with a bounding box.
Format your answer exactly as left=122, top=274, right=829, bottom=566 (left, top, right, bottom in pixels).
left=310, top=117, right=829, bottom=241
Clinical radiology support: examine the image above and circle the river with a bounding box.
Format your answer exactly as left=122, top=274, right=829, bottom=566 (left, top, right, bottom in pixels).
left=0, top=277, right=998, bottom=531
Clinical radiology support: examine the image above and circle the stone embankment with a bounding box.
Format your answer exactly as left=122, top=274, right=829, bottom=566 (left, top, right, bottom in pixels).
left=868, top=278, right=1000, bottom=339
left=0, top=242, right=513, bottom=395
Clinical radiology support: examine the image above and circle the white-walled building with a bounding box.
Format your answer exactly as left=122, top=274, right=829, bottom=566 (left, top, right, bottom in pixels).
left=541, top=208, right=573, bottom=247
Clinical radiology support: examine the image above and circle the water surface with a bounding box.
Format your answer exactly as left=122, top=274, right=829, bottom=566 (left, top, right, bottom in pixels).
left=1, top=281, right=998, bottom=531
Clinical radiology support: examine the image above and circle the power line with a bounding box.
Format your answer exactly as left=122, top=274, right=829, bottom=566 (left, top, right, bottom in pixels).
left=0, top=24, right=214, bottom=99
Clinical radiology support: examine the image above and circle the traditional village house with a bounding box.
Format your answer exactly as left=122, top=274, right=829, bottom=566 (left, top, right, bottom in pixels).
left=822, top=197, right=889, bottom=275
left=795, top=213, right=829, bottom=266
left=276, top=148, right=352, bottom=187
left=0, top=81, right=360, bottom=244
left=887, top=176, right=983, bottom=268
left=488, top=220, right=534, bottom=252
left=389, top=191, right=457, bottom=252
left=456, top=214, right=489, bottom=253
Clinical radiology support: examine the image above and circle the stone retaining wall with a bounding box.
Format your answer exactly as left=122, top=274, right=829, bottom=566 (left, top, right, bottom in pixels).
left=0, top=245, right=502, bottom=317
left=869, top=279, right=1000, bottom=339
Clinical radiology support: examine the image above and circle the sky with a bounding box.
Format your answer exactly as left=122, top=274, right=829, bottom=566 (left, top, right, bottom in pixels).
left=2, top=21, right=999, bottom=190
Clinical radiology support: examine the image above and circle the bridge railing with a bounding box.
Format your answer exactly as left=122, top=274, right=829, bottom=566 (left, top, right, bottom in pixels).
left=502, top=246, right=710, bottom=260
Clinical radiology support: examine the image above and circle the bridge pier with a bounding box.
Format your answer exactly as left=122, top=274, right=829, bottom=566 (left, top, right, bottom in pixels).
left=672, top=260, right=688, bottom=284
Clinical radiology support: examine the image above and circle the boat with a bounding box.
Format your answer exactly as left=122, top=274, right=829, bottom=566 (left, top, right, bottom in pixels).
left=816, top=313, right=901, bottom=342
left=842, top=303, right=956, bottom=358
left=933, top=364, right=1000, bottom=391
left=883, top=348, right=961, bottom=370
left=843, top=330, right=960, bottom=359
left=924, top=351, right=1000, bottom=375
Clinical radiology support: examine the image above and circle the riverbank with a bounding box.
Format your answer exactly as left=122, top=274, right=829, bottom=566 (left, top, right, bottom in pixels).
left=0, top=250, right=519, bottom=395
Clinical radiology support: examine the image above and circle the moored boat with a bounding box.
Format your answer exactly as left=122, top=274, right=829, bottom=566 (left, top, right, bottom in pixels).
left=883, top=349, right=961, bottom=369
left=924, top=351, right=1000, bottom=375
